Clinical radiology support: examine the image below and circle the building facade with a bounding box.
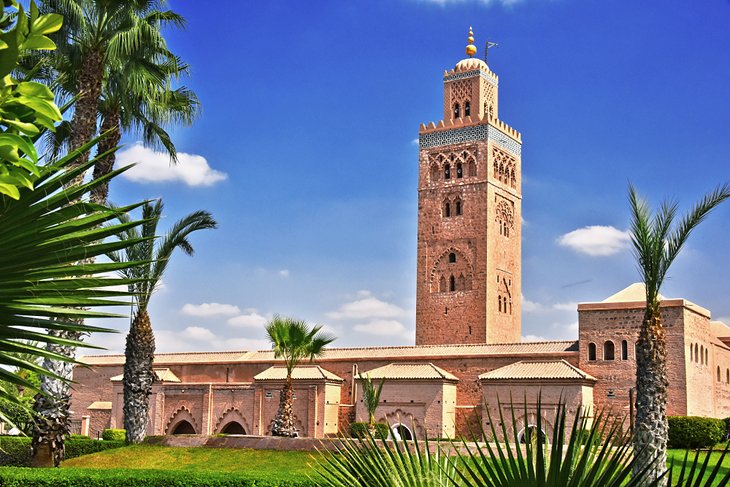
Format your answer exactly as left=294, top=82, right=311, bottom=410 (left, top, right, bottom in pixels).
left=71, top=31, right=730, bottom=441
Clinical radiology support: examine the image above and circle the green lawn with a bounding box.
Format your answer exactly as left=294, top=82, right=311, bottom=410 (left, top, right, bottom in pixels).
left=60, top=444, right=730, bottom=485
left=667, top=448, right=730, bottom=486
left=63, top=445, right=317, bottom=480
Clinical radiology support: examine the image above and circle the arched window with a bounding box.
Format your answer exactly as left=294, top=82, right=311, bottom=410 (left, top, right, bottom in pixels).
left=604, top=341, right=615, bottom=361
left=700, top=345, right=704, bottom=365
left=695, top=344, right=699, bottom=363
left=455, top=200, right=462, bottom=216
left=518, top=425, right=546, bottom=444
left=221, top=421, right=246, bottom=435
left=444, top=201, right=451, bottom=218
left=468, top=160, right=476, bottom=177
left=392, top=424, right=413, bottom=441
left=621, top=340, right=628, bottom=360
left=444, top=163, right=451, bottom=180
left=453, top=103, right=460, bottom=119
left=449, top=275, right=455, bottom=292
left=689, top=343, right=693, bottom=362
left=448, top=252, right=456, bottom=263
left=588, top=343, right=596, bottom=361
left=172, top=420, right=196, bottom=435
left=718, top=366, right=722, bottom=382
left=464, top=101, right=471, bottom=117
left=456, top=162, right=463, bottom=178
left=705, top=348, right=708, bottom=366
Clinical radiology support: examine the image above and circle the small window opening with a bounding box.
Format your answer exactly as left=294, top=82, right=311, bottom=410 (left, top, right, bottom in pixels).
left=455, top=200, right=462, bottom=216
left=621, top=340, right=628, bottom=360
left=689, top=344, right=693, bottom=362
left=444, top=202, right=451, bottom=217
left=604, top=341, right=615, bottom=361
left=468, top=324, right=472, bottom=335
left=449, top=275, right=455, bottom=292
left=718, top=366, right=722, bottom=382
left=448, top=252, right=456, bottom=263
left=705, top=348, right=708, bottom=366
left=456, top=163, right=463, bottom=178
left=453, top=103, right=460, bottom=119
left=464, top=101, right=471, bottom=117
left=588, top=343, right=596, bottom=361
left=726, top=369, right=729, bottom=384
left=498, top=296, right=502, bottom=312
left=444, top=164, right=451, bottom=180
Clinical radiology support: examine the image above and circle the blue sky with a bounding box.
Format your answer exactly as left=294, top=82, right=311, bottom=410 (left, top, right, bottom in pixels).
left=91, top=0, right=730, bottom=354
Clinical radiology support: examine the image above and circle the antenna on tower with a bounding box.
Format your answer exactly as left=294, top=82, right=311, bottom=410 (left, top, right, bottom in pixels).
left=484, top=39, right=498, bottom=64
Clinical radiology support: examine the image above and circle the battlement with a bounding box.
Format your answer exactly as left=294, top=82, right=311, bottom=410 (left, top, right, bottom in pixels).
left=418, top=114, right=521, bottom=143
left=443, top=60, right=499, bottom=85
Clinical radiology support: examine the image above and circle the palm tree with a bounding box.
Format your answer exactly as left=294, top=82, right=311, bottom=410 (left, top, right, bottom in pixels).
left=629, top=183, right=730, bottom=484
left=109, top=200, right=217, bottom=444
left=265, top=316, right=335, bottom=437
left=40, top=0, right=184, bottom=175
left=359, top=373, right=384, bottom=430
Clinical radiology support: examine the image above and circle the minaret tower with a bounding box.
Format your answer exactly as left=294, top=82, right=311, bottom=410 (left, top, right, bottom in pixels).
left=415, top=28, right=522, bottom=345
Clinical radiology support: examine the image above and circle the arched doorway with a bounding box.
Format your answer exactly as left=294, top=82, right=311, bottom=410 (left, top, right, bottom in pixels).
left=518, top=425, right=546, bottom=444
left=391, top=423, right=413, bottom=441
left=221, top=421, right=246, bottom=435
left=171, top=420, right=196, bottom=435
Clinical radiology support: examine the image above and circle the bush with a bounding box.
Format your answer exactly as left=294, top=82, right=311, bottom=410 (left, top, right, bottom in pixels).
left=724, top=417, right=730, bottom=440
left=0, top=437, right=125, bottom=466
left=102, top=429, right=126, bottom=441
left=0, top=467, right=318, bottom=486
left=349, top=422, right=389, bottom=440
left=668, top=416, right=725, bottom=449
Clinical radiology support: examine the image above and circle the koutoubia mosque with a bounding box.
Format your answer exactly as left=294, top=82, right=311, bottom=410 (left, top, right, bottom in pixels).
left=72, top=30, right=730, bottom=441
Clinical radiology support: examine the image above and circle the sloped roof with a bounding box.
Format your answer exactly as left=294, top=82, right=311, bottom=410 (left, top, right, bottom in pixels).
left=87, top=401, right=112, bottom=410
left=359, top=363, right=458, bottom=381
left=110, top=368, right=181, bottom=383
left=479, top=360, right=596, bottom=381
left=80, top=341, right=578, bottom=366
left=254, top=365, right=343, bottom=382
left=602, top=283, right=665, bottom=303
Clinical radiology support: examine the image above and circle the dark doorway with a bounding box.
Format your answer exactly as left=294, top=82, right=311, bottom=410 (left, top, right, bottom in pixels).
left=221, top=421, right=246, bottom=435
left=172, top=420, right=196, bottom=435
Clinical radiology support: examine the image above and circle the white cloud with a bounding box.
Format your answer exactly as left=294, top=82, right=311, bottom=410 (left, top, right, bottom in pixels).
left=552, top=302, right=578, bottom=312
left=522, top=334, right=548, bottom=342
left=411, top=138, right=419, bottom=146
left=279, top=269, right=290, bottom=278
left=353, top=319, right=413, bottom=340
left=180, top=326, right=217, bottom=342
left=557, top=225, right=630, bottom=256
left=551, top=321, right=579, bottom=340
left=116, top=143, right=227, bottom=187
left=227, top=311, right=268, bottom=328
left=522, top=296, right=544, bottom=313
left=326, top=294, right=408, bottom=320
left=181, top=302, right=241, bottom=317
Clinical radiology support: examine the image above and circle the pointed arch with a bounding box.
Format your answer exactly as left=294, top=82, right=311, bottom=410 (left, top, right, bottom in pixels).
left=214, top=407, right=251, bottom=436
left=165, top=406, right=199, bottom=435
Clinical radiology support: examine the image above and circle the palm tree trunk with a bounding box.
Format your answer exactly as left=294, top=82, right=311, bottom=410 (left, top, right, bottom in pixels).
left=31, top=329, right=78, bottom=467
left=272, top=376, right=295, bottom=437
left=91, top=110, right=121, bottom=205
left=31, top=48, right=106, bottom=465
left=68, top=47, right=105, bottom=185
left=633, top=309, right=669, bottom=485
left=123, top=309, right=156, bottom=444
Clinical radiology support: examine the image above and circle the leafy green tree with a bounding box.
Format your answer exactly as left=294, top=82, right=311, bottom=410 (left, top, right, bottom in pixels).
left=108, top=201, right=217, bottom=444
left=629, top=183, right=730, bottom=484
left=265, top=316, right=335, bottom=437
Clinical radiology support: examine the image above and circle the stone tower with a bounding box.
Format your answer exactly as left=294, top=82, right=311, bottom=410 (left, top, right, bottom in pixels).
left=415, top=29, right=522, bottom=346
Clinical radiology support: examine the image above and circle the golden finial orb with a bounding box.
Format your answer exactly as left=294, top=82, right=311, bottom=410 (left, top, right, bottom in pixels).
left=465, top=26, right=477, bottom=57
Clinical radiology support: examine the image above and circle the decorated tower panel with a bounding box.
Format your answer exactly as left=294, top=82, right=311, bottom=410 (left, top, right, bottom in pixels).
left=416, top=29, right=522, bottom=345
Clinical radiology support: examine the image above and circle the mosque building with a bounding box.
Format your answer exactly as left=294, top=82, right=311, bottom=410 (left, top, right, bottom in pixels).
left=72, top=29, right=730, bottom=441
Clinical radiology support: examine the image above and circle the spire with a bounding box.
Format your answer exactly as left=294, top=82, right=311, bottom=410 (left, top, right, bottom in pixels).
left=466, top=27, right=477, bottom=58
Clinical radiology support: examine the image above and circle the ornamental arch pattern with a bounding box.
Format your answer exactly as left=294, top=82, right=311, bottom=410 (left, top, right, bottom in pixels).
left=427, top=147, right=477, bottom=184
left=214, top=407, right=251, bottom=435
left=165, top=406, right=199, bottom=435
left=429, top=247, right=474, bottom=294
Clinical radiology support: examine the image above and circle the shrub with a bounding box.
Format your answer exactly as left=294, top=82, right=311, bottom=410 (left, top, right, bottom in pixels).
left=0, top=437, right=125, bottom=466
left=102, top=429, right=126, bottom=441
left=724, top=417, right=730, bottom=440
left=0, top=467, right=318, bottom=486
left=668, top=416, right=725, bottom=449
left=349, top=422, right=389, bottom=440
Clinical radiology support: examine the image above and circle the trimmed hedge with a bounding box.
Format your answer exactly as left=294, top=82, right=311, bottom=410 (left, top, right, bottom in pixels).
left=102, top=429, right=126, bottom=441
left=350, top=422, right=389, bottom=440
left=0, top=468, right=318, bottom=486
left=668, top=416, right=725, bottom=449
left=0, top=437, right=125, bottom=466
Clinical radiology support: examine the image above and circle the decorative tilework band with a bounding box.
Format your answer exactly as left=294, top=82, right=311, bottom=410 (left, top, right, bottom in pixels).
left=443, top=70, right=498, bottom=86
left=419, top=125, right=521, bottom=156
